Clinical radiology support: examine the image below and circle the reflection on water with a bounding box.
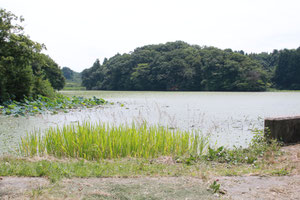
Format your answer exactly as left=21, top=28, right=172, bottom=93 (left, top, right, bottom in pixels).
left=1, top=91, right=300, bottom=153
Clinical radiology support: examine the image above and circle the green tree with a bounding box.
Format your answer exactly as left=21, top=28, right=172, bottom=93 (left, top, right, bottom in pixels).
left=0, top=9, right=43, bottom=102
left=32, top=53, right=65, bottom=90
left=274, top=48, right=300, bottom=89
left=130, top=63, right=151, bottom=90
left=0, top=9, right=62, bottom=102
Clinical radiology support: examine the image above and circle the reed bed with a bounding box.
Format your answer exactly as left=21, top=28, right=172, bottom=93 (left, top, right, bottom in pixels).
left=20, top=122, right=209, bottom=160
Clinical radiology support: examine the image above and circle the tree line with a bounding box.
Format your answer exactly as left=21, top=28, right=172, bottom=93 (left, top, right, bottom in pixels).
left=0, top=9, right=65, bottom=103
left=82, top=41, right=300, bottom=91
left=248, top=48, right=300, bottom=90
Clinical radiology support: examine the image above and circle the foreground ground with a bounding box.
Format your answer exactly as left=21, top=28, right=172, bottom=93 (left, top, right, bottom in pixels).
left=1, top=144, right=300, bottom=199
left=1, top=175, right=300, bottom=200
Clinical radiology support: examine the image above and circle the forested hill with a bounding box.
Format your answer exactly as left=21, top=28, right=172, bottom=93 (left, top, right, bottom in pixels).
left=82, top=41, right=269, bottom=91
left=82, top=41, right=300, bottom=91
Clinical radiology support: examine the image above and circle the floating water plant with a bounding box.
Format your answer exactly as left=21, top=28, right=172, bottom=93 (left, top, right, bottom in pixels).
left=0, top=94, right=106, bottom=116
left=20, top=122, right=209, bottom=160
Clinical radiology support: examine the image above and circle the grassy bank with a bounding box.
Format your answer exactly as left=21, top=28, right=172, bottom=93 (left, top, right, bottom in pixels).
left=0, top=148, right=288, bottom=184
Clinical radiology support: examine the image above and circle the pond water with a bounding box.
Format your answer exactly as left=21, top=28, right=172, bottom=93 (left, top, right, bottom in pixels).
left=1, top=91, right=300, bottom=153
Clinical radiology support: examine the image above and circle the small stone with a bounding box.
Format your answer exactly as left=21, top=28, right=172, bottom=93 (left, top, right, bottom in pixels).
left=219, top=189, right=227, bottom=194
left=213, top=193, right=220, bottom=197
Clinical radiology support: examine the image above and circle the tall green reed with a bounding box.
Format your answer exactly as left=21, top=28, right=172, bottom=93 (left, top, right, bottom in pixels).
left=20, top=122, right=209, bottom=160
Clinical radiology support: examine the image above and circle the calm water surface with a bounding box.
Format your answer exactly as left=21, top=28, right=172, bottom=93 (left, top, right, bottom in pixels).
left=1, top=91, right=300, bottom=153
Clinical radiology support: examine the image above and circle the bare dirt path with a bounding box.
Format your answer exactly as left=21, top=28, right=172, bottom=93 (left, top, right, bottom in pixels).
left=0, top=177, right=49, bottom=200
left=219, top=175, right=300, bottom=200
left=219, top=143, right=300, bottom=200
left=0, top=177, right=215, bottom=200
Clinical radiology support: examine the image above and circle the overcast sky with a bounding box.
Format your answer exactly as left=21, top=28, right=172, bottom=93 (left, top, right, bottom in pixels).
left=1, top=0, right=300, bottom=72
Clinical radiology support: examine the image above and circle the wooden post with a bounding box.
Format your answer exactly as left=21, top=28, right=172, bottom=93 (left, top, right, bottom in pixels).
left=264, top=116, right=300, bottom=143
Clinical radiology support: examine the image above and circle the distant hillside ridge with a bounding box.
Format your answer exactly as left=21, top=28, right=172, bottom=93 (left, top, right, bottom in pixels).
left=62, top=67, right=85, bottom=90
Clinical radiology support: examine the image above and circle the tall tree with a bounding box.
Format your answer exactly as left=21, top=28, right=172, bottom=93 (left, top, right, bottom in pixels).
left=0, top=9, right=43, bottom=101
left=0, top=9, right=64, bottom=102
left=32, top=53, right=65, bottom=90
left=274, top=48, right=300, bottom=89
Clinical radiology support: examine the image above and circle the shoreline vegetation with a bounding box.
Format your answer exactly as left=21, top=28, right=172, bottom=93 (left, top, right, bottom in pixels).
left=0, top=102, right=285, bottom=185
left=18, top=121, right=279, bottom=164
left=0, top=94, right=106, bottom=117
left=0, top=125, right=287, bottom=186
left=4, top=121, right=281, bottom=180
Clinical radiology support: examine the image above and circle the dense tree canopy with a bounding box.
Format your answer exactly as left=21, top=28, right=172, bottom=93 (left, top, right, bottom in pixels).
left=273, top=48, right=300, bottom=90
left=249, top=48, right=300, bottom=90
left=82, top=41, right=269, bottom=91
left=0, top=9, right=65, bottom=103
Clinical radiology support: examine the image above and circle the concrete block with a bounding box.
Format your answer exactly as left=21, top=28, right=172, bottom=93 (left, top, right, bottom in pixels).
left=264, top=116, right=300, bottom=143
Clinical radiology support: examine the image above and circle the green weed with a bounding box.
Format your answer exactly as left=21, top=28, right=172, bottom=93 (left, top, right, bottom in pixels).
left=209, top=180, right=220, bottom=193
left=271, top=168, right=289, bottom=176
left=204, top=129, right=281, bottom=164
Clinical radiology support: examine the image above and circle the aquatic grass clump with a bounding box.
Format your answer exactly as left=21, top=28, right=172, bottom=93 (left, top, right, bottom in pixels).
left=20, top=122, right=209, bottom=160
